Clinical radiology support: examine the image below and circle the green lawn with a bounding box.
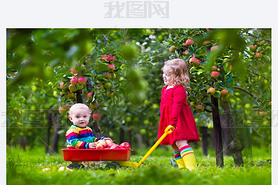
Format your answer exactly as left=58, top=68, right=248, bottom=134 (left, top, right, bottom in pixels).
left=7, top=146, right=271, bottom=185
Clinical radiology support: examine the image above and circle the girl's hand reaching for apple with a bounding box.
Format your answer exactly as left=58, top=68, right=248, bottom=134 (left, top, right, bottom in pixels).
left=89, top=142, right=97, bottom=149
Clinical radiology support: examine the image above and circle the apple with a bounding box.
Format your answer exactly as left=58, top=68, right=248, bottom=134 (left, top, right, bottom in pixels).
left=259, top=111, right=267, bottom=116
left=120, top=142, right=130, bottom=149
left=184, top=49, right=191, bottom=56
left=110, top=144, right=120, bottom=149
left=203, top=40, right=211, bottom=46
left=78, top=77, right=86, bottom=85
left=42, top=168, right=51, bottom=172
left=107, top=143, right=114, bottom=148
left=189, top=57, right=201, bottom=67
left=100, top=55, right=107, bottom=62
left=195, top=105, right=204, bottom=113
left=104, top=73, right=112, bottom=79
left=207, top=87, right=216, bottom=95
left=59, top=106, right=66, bottom=114
left=70, top=78, right=78, bottom=85
left=97, top=140, right=107, bottom=147
left=250, top=45, right=257, bottom=51
left=68, top=84, right=78, bottom=92
left=90, top=102, right=99, bottom=109
left=255, top=53, right=262, bottom=58
left=183, top=39, right=194, bottom=46
left=210, top=45, right=218, bottom=52
left=67, top=92, right=75, bottom=99
left=104, top=82, right=112, bottom=89
left=104, top=138, right=113, bottom=145
left=108, top=64, right=115, bottom=71
left=257, top=41, right=263, bottom=45
left=211, top=71, right=220, bottom=78
left=98, top=83, right=104, bottom=89
left=96, top=143, right=105, bottom=149
left=92, top=113, right=101, bottom=120
left=87, top=92, right=93, bottom=100
left=58, top=166, right=65, bottom=171
left=169, top=45, right=176, bottom=53
left=221, top=89, right=229, bottom=96
left=71, top=68, right=78, bottom=74
left=140, top=129, right=147, bottom=135
left=211, top=66, right=218, bottom=71
left=107, top=55, right=115, bottom=63
left=107, top=92, right=114, bottom=97
left=190, top=102, right=194, bottom=106
left=60, top=82, right=65, bottom=89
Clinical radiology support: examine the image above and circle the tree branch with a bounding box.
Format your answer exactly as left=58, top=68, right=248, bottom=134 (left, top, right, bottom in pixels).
left=233, top=86, right=258, bottom=99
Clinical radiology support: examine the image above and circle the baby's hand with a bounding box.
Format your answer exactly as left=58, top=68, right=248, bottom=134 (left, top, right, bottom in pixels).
left=89, top=142, right=97, bottom=149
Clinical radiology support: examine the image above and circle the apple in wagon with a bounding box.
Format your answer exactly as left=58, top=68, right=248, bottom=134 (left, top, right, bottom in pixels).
left=103, top=138, right=113, bottom=145
left=120, top=142, right=130, bottom=149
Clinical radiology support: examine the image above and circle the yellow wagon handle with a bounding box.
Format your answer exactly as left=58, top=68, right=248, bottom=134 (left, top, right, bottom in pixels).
left=137, top=125, right=175, bottom=166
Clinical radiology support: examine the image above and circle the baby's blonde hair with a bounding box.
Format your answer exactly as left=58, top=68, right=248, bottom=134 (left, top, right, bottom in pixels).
left=162, top=58, right=190, bottom=87
left=68, top=103, right=91, bottom=115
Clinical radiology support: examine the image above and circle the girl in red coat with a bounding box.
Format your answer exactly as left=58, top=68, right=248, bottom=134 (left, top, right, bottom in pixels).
left=158, top=58, right=200, bottom=170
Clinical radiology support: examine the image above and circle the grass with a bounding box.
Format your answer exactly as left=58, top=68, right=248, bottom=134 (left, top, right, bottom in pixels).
left=6, top=146, right=271, bottom=185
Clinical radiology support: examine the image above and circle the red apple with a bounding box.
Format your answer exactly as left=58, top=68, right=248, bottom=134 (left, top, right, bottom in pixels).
left=169, top=46, right=176, bottom=53
left=87, top=92, right=93, bottom=100
left=104, top=138, right=113, bottom=145
left=211, top=71, right=220, bottom=78
left=207, top=87, right=216, bottom=95
left=104, top=73, right=112, bottom=79
left=98, top=83, right=104, bottom=89
left=259, top=111, right=267, bottom=116
left=221, top=89, right=229, bottom=96
left=250, top=45, right=257, bottom=51
left=90, top=102, right=99, bottom=109
left=190, top=102, right=194, bottom=106
left=255, top=53, right=262, bottom=58
left=71, top=68, right=78, bottom=74
left=183, top=39, right=194, bottom=46
left=189, top=57, right=201, bottom=67
left=59, top=106, right=66, bottom=114
left=78, top=77, right=86, bottom=85
left=96, top=143, right=105, bottom=149
left=100, top=55, right=107, bottom=62
left=195, top=105, right=204, bottom=113
left=210, top=45, right=218, bottom=52
left=211, top=66, right=218, bottom=71
left=106, top=143, right=114, bottom=148
left=107, top=64, right=116, bottom=71
left=110, top=144, right=120, bottom=149
left=60, top=82, right=65, bottom=89
left=203, top=40, right=211, bottom=46
left=184, top=49, right=191, bottom=56
left=92, top=113, right=101, bottom=120
left=257, top=41, right=263, bottom=45
left=107, top=55, right=115, bottom=63
left=97, top=140, right=107, bottom=147
left=70, top=78, right=78, bottom=85
left=120, top=142, right=130, bottom=149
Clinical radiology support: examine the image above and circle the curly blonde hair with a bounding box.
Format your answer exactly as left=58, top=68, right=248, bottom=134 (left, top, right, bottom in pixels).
left=162, top=58, right=190, bottom=87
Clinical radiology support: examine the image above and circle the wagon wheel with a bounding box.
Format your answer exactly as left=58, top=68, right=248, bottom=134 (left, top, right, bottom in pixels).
left=67, top=163, right=85, bottom=169
left=105, top=162, right=122, bottom=169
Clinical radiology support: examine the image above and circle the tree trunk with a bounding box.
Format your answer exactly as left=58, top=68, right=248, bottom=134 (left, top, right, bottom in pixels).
left=45, top=110, right=52, bottom=154
left=119, top=127, right=125, bottom=144
left=50, top=110, right=60, bottom=154
left=220, top=114, right=232, bottom=155
left=220, top=99, right=244, bottom=167
left=211, top=96, right=224, bottom=167
left=93, top=120, right=102, bottom=138
left=76, top=90, right=83, bottom=103
left=200, top=126, right=208, bottom=156
left=20, top=135, right=27, bottom=151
